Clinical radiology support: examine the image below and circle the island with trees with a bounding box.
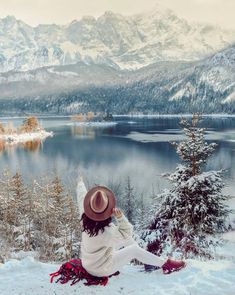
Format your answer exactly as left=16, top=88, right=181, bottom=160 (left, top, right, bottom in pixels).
left=0, top=116, right=53, bottom=146
left=71, top=111, right=115, bottom=126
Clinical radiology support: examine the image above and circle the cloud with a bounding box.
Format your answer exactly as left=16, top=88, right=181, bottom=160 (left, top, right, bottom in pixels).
left=0, top=0, right=234, bottom=29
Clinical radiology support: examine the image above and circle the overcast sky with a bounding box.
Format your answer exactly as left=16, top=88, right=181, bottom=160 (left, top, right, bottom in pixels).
left=0, top=0, right=234, bottom=29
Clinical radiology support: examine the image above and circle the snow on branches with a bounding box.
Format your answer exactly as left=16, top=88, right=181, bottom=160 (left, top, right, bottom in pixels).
left=0, top=171, right=81, bottom=262
left=142, top=113, right=232, bottom=259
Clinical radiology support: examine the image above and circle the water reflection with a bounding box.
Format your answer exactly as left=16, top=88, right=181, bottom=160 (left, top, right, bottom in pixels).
left=0, top=139, right=5, bottom=152
left=70, top=123, right=116, bottom=139
left=71, top=125, right=96, bottom=139
left=23, top=140, right=42, bottom=152
left=0, top=139, right=42, bottom=153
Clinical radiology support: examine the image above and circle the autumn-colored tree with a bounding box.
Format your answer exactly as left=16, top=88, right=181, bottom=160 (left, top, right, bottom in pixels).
left=87, top=111, right=94, bottom=121
left=0, top=122, right=5, bottom=134
left=0, top=140, right=5, bottom=152
left=21, top=116, right=40, bottom=133
left=72, top=114, right=86, bottom=122
left=23, top=139, right=42, bottom=152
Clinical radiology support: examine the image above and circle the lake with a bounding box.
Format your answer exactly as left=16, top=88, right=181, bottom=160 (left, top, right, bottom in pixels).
left=0, top=115, right=235, bottom=207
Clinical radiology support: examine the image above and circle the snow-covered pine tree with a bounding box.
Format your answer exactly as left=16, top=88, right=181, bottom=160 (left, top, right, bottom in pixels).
left=134, top=193, right=148, bottom=233
left=63, top=193, right=81, bottom=260
left=11, top=171, right=33, bottom=251
left=0, top=171, right=82, bottom=262
left=44, top=176, right=68, bottom=261
left=133, top=192, right=150, bottom=249
left=32, top=177, right=55, bottom=260
left=122, top=176, right=138, bottom=224
left=0, top=170, right=15, bottom=253
left=142, top=113, right=232, bottom=259
left=40, top=176, right=78, bottom=261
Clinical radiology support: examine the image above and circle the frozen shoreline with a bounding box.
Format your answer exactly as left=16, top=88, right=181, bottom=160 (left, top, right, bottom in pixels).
left=0, top=114, right=235, bottom=120
left=114, top=114, right=235, bottom=118
left=0, top=130, right=53, bottom=145
left=69, top=121, right=117, bottom=127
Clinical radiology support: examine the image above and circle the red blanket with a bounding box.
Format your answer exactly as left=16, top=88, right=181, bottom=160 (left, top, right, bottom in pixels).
left=50, top=258, right=120, bottom=286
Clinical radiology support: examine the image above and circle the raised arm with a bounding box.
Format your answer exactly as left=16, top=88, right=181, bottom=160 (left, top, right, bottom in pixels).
left=76, top=176, right=87, bottom=218
left=112, top=208, right=134, bottom=241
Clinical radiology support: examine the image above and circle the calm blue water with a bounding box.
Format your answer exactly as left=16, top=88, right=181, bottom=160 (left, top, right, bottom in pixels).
left=0, top=115, right=235, bottom=205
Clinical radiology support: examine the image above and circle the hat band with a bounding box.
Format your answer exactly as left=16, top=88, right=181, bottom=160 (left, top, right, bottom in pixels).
left=89, top=201, right=108, bottom=214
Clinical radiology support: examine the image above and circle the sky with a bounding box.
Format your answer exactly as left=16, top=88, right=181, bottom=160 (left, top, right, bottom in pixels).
left=0, top=0, right=234, bottom=29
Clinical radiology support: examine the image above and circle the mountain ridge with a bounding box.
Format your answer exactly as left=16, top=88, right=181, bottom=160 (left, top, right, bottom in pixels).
left=0, top=6, right=235, bottom=72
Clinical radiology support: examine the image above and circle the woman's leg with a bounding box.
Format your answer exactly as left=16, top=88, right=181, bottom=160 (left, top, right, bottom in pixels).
left=114, top=237, right=137, bottom=250
left=111, top=244, right=165, bottom=273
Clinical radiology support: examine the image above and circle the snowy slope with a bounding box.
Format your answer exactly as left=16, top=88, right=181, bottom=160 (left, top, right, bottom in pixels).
left=0, top=4, right=235, bottom=72
left=0, top=233, right=234, bottom=295
left=0, top=253, right=234, bottom=295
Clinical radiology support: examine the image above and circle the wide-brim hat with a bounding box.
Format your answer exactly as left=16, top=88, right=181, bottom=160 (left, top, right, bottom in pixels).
left=83, top=186, right=116, bottom=221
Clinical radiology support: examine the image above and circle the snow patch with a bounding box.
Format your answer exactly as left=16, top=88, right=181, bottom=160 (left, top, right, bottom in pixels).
left=170, top=82, right=196, bottom=101
left=47, top=67, right=78, bottom=77
left=222, top=91, right=235, bottom=104
left=0, top=130, right=53, bottom=145
left=124, top=130, right=233, bottom=143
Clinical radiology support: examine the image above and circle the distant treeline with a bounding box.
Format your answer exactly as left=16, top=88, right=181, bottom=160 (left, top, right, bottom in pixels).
left=0, top=83, right=234, bottom=115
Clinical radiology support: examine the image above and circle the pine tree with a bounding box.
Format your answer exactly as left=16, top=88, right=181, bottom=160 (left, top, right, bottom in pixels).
left=135, top=193, right=148, bottom=232
left=122, top=176, right=137, bottom=224
left=11, top=171, right=32, bottom=251
left=40, top=176, right=73, bottom=261
left=0, top=171, right=82, bottom=262
left=63, top=194, right=81, bottom=260
left=0, top=170, right=35, bottom=252
left=0, top=170, right=15, bottom=249
left=142, top=113, right=232, bottom=258
left=32, top=177, right=56, bottom=261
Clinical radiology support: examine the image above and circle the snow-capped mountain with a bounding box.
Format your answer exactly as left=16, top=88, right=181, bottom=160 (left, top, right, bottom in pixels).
left=0, top=44, right=234, bottom=114
left=0, top=5, right=235, bottom=72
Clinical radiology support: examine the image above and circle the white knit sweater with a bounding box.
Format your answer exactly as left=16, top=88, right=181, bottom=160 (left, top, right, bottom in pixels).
left=81, top=215, right=133, bottom=277
left=77, top=179, right=134, bottom=277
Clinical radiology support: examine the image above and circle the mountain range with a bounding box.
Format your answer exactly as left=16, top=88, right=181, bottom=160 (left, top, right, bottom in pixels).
left=1, top=5, right=235, bottom=72
left=0, top=43, right=234, bottom=114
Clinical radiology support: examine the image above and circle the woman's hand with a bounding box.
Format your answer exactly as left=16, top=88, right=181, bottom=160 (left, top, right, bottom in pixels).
left=112, top=207, right=123, bottom=218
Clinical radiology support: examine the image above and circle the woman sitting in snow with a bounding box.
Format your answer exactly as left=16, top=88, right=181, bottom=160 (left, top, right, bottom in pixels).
left=77, top=178, right=186, bottom=277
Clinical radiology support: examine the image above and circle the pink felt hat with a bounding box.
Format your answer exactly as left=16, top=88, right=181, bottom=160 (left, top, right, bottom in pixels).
left=83, top=186, right=116, bottom=221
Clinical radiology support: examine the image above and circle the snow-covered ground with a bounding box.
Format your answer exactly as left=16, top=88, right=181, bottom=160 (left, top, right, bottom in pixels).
left=0, top=130, right=53, bottom=145
left=0, top=256, right=234, bottom=295
left=0, top=234, right=234, bottom=295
